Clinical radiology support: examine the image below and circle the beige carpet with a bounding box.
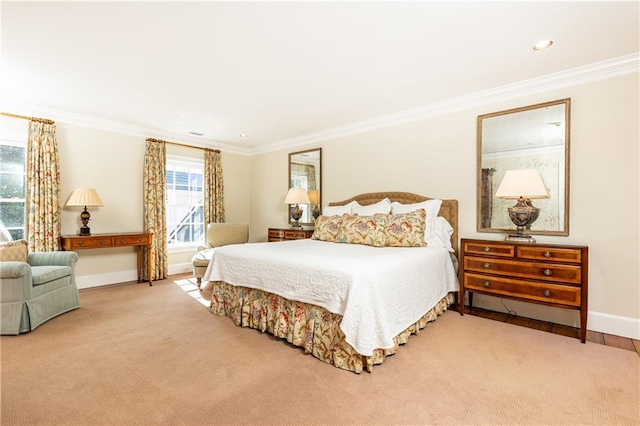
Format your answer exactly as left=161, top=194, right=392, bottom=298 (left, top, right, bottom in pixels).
left=1, top=277, right=638, bottom=426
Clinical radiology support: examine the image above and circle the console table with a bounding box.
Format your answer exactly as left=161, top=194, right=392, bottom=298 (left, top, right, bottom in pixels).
left=60, top=232, right=154, bottom=285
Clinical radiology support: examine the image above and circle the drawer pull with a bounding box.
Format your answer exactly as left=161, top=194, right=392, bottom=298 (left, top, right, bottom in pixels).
left=100, top=240, right=106, bottom=245
left=483, top=262, right=491, bottom=269
left=120, top=239, right=126, bottom=244
left=483, top=281, right=491, bottom=288
left=484, top=246, right=491, bottom=252
left=543, top=251, right=552, bottom=258
left=543, top=290, right=552, bottom=297
left=543, top=268, right=553, bottom=276
left=78, top=241, right=84, bottom=246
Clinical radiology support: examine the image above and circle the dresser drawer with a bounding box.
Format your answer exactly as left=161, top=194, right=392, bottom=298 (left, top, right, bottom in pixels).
left=517, top=246, right=582, bottom=264
left=464, top=256, right=582, bottom=285
left=268, top=229, right=285, bottom=239
left=284, top=230, right=311, bottom=240
left=114, top=235, right=151, bottom=246
left=70, top=237, right=113, bottom=249
left=463, top=241, right=515, bottom=258
left=464, top=273, right=581, bottom=307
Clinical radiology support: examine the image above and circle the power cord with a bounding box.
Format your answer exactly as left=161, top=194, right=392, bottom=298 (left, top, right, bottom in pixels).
left=501, top=298, right=518, bottom=320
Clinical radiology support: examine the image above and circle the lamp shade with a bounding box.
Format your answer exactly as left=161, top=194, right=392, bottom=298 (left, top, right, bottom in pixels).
left=307, top=189, right=320, bottom=205
left=66, top=188, right=104, bottom=207
left=284, top=188, right=310, bottom=205
left=495, top=169, right=549, bottom=200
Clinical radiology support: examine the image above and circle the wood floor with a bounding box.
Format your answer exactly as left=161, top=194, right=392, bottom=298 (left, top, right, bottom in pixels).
left=459, top=305, right=640, bottom=356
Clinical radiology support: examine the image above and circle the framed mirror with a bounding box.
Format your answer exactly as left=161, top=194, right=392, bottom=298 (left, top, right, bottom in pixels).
left=288, top=148, right=322, bottom=227
left=477, top=98, right=570, bottom=236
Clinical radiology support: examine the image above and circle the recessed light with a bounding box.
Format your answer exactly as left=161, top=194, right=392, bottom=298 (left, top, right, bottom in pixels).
left=533, top=40, right=553, bottom=51
left=239, top=134, right=248, bottom=138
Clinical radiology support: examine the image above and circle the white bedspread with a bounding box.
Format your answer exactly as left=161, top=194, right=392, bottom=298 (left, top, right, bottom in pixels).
left=203, top=239, right=459, bottom=356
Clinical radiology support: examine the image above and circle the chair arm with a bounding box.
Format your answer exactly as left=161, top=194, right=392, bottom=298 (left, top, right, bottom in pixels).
left=28, top=251, right=79, bottom=267
left=0, top=261, right=31, bottom=279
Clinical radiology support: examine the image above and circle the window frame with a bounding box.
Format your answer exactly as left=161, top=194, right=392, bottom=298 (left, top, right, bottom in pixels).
left=0, top=131, right=27, bottom=241
left=165, top=154, right=205, bottom=252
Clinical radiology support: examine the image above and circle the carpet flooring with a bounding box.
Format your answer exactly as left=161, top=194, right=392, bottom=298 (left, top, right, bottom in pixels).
left=1, top=277, right=638, bottom=425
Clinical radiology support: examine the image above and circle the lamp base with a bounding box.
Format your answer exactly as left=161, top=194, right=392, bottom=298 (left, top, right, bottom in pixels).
left=505, top=234, right=536, bottom=243
left=79, top=226, right=91, bottom=236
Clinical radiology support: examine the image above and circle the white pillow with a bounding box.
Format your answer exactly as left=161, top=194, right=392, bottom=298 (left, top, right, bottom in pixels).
left=391, top=199, right=442, bottom=242
left=322, top=201, right=355, bottom=216
left=352, top=198, right=392, bottom=215
left=427, top=216, right=455, bottom=252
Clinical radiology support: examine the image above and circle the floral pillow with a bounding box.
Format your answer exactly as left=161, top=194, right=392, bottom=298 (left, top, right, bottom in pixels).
left=385, top=209, right=427, bottom=247
left=312, top=215, right=343, bottom=242
left=337, top=213, right=388, bottom=247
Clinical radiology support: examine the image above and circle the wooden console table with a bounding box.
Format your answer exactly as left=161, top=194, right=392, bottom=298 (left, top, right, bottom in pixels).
left=60, top=232, right=154, bottom=285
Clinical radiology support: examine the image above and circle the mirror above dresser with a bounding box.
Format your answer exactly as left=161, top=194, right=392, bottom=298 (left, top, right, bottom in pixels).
left=477, top=99, right=571, bottom=237
left=288, top=148, right=322, bottom=227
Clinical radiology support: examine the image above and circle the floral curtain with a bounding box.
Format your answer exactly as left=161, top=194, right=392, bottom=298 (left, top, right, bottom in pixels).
left=203, top=149, right=225, bottom=224
left=25, top=120, right=61, bottom=252
left=143, top=139, right=167, bottom=280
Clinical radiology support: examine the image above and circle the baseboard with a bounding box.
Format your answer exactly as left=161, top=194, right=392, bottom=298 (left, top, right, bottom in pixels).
left=588, top=311, right=640, bottom=340
left=468, top=294, right=640, bottom=340
left=76, top=263, right=194, bottom=289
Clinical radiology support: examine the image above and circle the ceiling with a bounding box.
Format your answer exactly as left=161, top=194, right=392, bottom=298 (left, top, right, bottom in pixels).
left=2, top=1, right=638, bottom=155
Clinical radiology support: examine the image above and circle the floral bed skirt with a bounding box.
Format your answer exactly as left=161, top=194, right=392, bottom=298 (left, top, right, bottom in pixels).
left=209, top=280, right=454, bottom=373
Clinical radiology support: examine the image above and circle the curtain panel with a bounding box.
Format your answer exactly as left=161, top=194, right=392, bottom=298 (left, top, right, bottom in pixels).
left=25, top=120, right=61, bottom=252
left=204, top=149, right=225, bottom=224
left=143, top=140, right=167, bottom=280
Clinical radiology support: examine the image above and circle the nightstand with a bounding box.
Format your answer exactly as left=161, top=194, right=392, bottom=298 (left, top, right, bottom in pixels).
left=459, top=238, right=589, bottom=342
left=268, top=228, right=314, bottom=242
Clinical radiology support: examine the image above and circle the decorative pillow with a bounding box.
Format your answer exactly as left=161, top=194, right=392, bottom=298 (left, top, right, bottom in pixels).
left=0, top=239, right=28, bottom=262
left=312, top=215, right=343, bottom=242
left=351, top=198, right=392, bottom=215
left=391, top=199, right=442, bottom=242
left=322, top=201, right=355, bottom=216
left=427, top=216, right=455, bottom=252
left=337, top=213, right=388, bottom=247
left=385, top=209, right=427, bottom=247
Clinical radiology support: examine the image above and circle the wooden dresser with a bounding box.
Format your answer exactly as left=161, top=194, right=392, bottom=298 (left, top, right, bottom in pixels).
left=268, top=228, right=314, bottom=242
left=459, top=238, right=589, bottom=342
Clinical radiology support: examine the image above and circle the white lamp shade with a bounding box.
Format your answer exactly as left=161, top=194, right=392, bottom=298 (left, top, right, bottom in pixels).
left=495, top=169, right=549, bottom=199
left=66, top=188, right=104, bottom=207
left=284, top=188, right=310, bottom=205
left=307, top=189, right=320, bottom=205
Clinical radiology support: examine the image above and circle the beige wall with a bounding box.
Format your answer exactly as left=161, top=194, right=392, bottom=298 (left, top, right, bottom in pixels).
left=0, top=119, right=251, bottom=284
left=250, top=73, right=640, bottom=335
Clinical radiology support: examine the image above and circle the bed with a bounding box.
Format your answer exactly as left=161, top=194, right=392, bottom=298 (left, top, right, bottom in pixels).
left=204, top=192, right=459, bottom=373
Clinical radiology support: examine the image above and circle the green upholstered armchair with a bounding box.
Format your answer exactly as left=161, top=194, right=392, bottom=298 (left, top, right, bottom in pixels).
left=192, top=223, right=249, bottom=290
left=0, top=240, right=80, bottom=335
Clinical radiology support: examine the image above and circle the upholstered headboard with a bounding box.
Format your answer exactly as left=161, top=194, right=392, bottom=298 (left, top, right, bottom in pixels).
left=328, top=191, right=459, bottom=254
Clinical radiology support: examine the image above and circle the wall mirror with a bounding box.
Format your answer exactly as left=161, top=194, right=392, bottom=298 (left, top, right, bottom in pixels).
left=477, top=98, right=571, bottom=236
left=288, top=148, right=322, bottom=227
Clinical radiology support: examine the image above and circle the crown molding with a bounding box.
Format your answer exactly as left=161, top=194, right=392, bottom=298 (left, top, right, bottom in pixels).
left=252, top=53, right=639, bottom=154
left=3, top=53, right=637, bottom=156
left=0, top=102, right=252, bottom=156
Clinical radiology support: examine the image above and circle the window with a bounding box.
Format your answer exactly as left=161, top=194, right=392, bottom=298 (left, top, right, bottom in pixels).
left=166, top=156, right=204, bottom=247
left=0, top=139, right=26, bottom=240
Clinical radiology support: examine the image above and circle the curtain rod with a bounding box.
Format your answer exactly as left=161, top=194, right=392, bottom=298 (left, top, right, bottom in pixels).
left=1, top=111, right=55, bottom=125
left=146, top=137, right=220, bottom=153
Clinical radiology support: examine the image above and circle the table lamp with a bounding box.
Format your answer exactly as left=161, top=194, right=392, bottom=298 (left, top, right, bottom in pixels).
left=66, top=188, right=104, bottom=236
left=495, top=169, right=549, bottom=243
left=284, top=188, right=310, bottom=229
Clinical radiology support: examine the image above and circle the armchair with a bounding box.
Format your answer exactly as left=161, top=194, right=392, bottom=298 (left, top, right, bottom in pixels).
left=192, top=223, right=249, bottom=289
left=1, top=240, right=80, bottom=335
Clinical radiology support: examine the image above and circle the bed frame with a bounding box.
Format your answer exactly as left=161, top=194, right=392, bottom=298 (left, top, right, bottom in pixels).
left=328, top=191, right=459, bottom=253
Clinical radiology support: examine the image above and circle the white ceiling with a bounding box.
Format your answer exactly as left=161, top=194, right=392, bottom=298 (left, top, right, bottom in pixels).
left=2, top=1, right=638, bottom=154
